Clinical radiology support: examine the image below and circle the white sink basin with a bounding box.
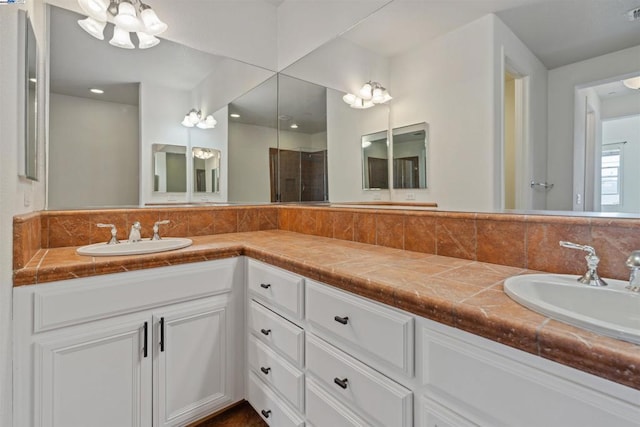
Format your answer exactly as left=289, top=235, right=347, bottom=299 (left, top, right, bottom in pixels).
left=504, top=274, right=640, bottom=345
left=77, top=238, right=192, bottom=257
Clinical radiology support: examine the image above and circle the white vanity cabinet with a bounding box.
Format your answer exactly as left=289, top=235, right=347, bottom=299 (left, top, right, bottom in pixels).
left=13, top=258, right=245, bottom=427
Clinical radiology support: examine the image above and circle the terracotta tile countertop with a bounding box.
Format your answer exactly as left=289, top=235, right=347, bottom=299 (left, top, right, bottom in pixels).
left=13, top=230, right=640, bottom=391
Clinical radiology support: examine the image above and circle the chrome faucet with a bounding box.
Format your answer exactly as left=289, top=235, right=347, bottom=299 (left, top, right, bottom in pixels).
left=625, top=251, right=640, bottom=292
left=559, top=241, right=607, bottom=287
left=151, top=220, right=170, bottom=240
left=97, top=223, right=119, bottom=245
left=129, top=221, right=142, bottom=242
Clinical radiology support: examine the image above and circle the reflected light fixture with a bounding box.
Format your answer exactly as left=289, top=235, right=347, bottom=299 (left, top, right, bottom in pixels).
left=181, top=109, right=217, bottom=129
left=192, top=147, right=216, bottom=160
left=76, top=0, right=166, bottom=49
left=622, top=76, right=640, bottom=90
left=290, top=124, right=299, bottom=129
left=90, top=88, right=104, bottom=94
left=230, top=113, right=241, bottom=118
left=343, top=81, right=392, bottom=109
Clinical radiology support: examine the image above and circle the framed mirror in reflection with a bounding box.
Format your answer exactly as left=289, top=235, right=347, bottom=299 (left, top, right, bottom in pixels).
left=362, top=130, right=389, bottom=190
left=392, top=123, right=428, bottom=190
left=153, top=144, right=186, bottom=193
left=192, top=147, right=221, bottom=194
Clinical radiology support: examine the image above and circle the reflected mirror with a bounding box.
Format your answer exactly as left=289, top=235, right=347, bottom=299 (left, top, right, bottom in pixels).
left=192, top=147, right=221, bottom=194
left=392, top=123, right=427, bottom=189
left=153, top=144, right=186, bottom=193
left=362, top=130, right=388, bottom=190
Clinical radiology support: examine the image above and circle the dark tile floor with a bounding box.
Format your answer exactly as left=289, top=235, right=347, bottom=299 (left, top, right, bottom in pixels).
left=194, top=401, right=267, bottom=427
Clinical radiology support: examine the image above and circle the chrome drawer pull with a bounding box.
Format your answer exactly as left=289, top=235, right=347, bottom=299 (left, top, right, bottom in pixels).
left=260, top=328, right=271, bottom=336
left=260, top=366, right=271, bottom=375
left=261, top=409, right=271, bottom=418
left=260, top=283, right=271, bottom=289
left=334, top=377, right=349, bottom=389
left=334, top=315, right=349, bottom=325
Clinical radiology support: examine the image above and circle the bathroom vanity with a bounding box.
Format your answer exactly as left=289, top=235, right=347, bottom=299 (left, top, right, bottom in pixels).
left=12, top=226, right=640, bottom=427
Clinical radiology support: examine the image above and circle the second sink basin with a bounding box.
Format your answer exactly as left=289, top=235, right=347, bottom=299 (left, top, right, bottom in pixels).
left=504, top=274, right=640, bottom=345
left=77, top=237, right=192, bottom=257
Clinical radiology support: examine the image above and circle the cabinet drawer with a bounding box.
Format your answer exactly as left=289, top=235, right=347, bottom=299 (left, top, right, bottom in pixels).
left=306, top=378, right=367, bottom=427
left=248, top=371, right=304, bottom=427
left=247, top=259, right=304, bottom=320
left=248, top=335, right=304, bottom=411
left=249, top=300, right=304, bottom=367
left=305, top=279, right=414, bottom=375
left=306, top=334, right=413, bottom=427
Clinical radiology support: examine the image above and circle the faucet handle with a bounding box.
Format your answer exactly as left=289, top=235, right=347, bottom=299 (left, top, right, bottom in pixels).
left=152, top=220, right=170, bottom=240
left=97, top=223, right=119, bottom=245
left=559, top=240, right=607, bottom=287
left=625, top=251, right=640, bottom=292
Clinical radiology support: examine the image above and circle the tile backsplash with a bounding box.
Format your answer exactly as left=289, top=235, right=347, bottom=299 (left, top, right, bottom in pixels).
left=14, top=205, right=640, bottom=280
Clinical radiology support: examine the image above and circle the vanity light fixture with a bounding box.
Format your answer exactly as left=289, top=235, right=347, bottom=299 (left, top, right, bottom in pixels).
left=343, top=81, right=392, bottom=109
left=622, top=76, right=640, bottom=90
left=181, top=109, right=217, bottom=129
left=76, top=0, right=166, bottom=49
left=192, top=147, right=217, bottom=160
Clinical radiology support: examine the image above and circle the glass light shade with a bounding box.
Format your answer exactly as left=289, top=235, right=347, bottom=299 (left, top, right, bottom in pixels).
left=622, top=76, right=640, bottom=90
left=359, top=83, right=373, bottom=99
left=196, top=115, right=217, bottom=129
left=140, top=8, right=168, bottom=35
left=193, top=148, right=214, bottom=159
left=137, top=31, right=159, bottom=49
left=343, top=93, right=356, bottom=105
left=78, top=17, right=106, bottom=40
left=78, top=0, right=108, bottom=21
left=109, top=26, right=135, bottom=49
left=371, top=86, right=384, bottom=103
left=181, top=115, right=195, bottom=127
left=188, top=110, right=201, bottom=125
left=114, top=1, right=142, bottom=32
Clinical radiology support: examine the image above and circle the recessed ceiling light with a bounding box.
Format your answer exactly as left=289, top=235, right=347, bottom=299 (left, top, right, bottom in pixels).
left=90, top=88, right=104, bottom=94
left=290, top=124, right=299, bottom=129
left=29, top=78, right=37, bottom=83
left=230, top=113, right=240, bottom=118
left=622, top=76, right=640, bottom=90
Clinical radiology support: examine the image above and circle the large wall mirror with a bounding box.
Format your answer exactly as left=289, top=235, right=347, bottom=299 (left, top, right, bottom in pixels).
left=43, top=1, right=640, bottom=216
left=18, top=10, right=38, bottom=181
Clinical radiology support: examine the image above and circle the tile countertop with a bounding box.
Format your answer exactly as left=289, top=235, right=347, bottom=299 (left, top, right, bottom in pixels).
left=13, top=230, right=640, bottom=391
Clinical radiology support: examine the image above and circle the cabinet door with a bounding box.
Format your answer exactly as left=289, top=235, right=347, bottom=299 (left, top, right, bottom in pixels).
left=154, top=296, right=232, bottom=427
left=34, top=318, right=152, bottom=427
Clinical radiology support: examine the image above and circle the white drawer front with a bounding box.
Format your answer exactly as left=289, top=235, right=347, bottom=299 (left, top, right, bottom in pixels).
left=306, top=378, right=368, bottom=427
left=248, top=335, right=304, bottom=411
left=248, top=371, right=304, bottom=427
left=305, top=279, right=414, bottom=375
left=247, top=259, right=304, bottom=320
left=306, top=334, right=413, bottom=427
left=249, top=300, right=304, bottom=367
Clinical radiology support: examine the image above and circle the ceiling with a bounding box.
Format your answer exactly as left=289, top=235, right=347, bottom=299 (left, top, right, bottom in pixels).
left=49, top=0, right=640, bottom=128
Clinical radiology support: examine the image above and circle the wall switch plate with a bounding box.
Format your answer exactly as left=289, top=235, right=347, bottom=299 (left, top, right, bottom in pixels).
left=406, top=193, right=416, bottom=200
left=372, top=193, right=382, bottom=201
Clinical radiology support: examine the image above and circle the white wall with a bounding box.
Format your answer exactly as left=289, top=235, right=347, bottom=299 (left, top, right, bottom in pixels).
left=602, top=92, right=640, bottom=120
left=547, top=44, right=640, bottom=211
left=140, top=83, right=190, bottom=205
left=48, top=94, right=139, bottom=208
left=0, top=4, right=48, bottom=425
left=389, top=15, right=495, bottom=210
left=327, top=89, right=390, bottom=202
